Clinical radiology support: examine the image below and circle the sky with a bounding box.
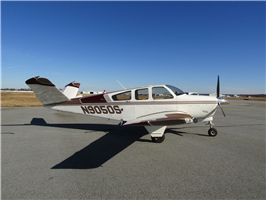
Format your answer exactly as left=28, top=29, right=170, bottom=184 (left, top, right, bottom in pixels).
left=1, top=1, right=265, bottom=94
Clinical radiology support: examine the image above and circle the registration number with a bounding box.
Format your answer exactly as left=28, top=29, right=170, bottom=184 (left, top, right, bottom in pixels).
left=81, top=105, right=122, bottom=114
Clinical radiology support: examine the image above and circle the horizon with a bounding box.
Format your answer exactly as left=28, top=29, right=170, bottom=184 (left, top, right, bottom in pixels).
left=1, top=87, right=265, bottom=96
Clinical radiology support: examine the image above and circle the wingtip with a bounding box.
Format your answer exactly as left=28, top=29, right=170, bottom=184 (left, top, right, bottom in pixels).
left=25, top=76, right=55, bottom=86
left=25, top=76, right=39, bottom=84
left=64, top=81, right=81, bottom=88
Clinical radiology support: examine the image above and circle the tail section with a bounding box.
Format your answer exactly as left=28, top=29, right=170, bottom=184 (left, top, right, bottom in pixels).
left=62, top=81, right=80, bottom=99
left=25, top=76, right=70, bottom=105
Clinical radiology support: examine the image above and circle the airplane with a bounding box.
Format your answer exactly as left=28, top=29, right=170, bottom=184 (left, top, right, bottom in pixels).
left=25, top=76, right=226, bottom=143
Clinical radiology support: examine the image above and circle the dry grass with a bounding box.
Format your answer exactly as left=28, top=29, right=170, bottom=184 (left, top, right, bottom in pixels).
left=223, top=97, right=266, bottom=101
left=1, top=92, right=42, bottom=107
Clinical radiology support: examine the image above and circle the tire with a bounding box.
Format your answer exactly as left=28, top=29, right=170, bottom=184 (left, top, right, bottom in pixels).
left=151, top=134, right=165, bottom=143
left=208, top=128, right=218, bottom=137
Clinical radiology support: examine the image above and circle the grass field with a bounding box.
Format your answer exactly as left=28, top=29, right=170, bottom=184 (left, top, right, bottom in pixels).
left=223, top=97, right=266, bottom=101
left=1, top=91, right=265, bottom=107
left=1, top=92, right=42, bottom=107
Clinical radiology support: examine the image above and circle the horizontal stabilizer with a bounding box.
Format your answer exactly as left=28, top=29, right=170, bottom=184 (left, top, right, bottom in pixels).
left=62, top=81, right=80, bottom=99
left=26, top=76, right=70, bottom=105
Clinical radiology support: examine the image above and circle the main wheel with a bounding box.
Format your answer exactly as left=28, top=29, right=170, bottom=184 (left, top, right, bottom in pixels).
left=151, top=134, right=165, bottom=143
left=208, top=128, right=218, bottom=137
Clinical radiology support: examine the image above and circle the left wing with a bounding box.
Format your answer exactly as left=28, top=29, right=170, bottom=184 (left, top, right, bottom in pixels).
left=124, top=113, right=193, bottom=126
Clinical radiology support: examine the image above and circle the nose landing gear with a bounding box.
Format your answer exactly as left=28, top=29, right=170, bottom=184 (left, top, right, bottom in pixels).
left=208, top=127, right=218, bottom=136
left=207, top=121, right=218, bottom=137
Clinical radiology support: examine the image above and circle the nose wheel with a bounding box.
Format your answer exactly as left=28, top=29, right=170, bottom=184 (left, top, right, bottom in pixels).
left=207, top=121, right=218, bottom=137
left=208, top=128, right=218, bottom=136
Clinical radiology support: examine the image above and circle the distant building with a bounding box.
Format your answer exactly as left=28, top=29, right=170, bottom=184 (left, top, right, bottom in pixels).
left=188, top=92, right=216, bottom=96
left=81, top=91, right=103, bottom=95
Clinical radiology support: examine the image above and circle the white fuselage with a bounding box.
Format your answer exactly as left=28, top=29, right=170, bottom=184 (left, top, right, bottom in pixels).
left=46, top=85, right=218, bottom=126
left=26, top=76, right=222, bottom=140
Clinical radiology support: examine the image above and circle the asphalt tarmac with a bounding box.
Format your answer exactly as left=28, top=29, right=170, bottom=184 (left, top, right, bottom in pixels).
left=1, top=100, right=265, bottom=199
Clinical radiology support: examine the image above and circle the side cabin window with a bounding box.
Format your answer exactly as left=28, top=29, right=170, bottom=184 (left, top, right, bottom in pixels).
left=135, top=88, right=149, bottom=100
left=166, top=85, right=184, bottom=96
left=112, top=91, right=131, bottom=101
left=152, top=87, right=173, bottom=100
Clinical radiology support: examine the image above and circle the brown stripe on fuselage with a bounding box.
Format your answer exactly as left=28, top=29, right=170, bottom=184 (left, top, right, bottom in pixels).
left=136, top=110, right=178, bottom=119
left=56, top=99, right=217, bottom=106
left=125, top=114, right=191, bottom=126
left=136, top=113, right=192, bottom=126
left=176, top=101, right=217, bottom=104
left=165, top=113, right=193, bottom=119
left=80, top=94, right=107, bottom=103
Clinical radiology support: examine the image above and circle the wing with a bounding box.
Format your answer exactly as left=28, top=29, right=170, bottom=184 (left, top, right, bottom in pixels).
left=124, top=112, right=193, bottom=126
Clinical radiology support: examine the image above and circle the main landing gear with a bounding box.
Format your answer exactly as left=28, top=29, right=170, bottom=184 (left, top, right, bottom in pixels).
left=145, top=121, right=218, bottom=143
left=145, top=126, right=167, bottom=143
left=151, top=134, right=165, bottom=143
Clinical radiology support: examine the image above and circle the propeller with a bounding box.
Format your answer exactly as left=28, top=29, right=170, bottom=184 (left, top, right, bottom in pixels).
left=216, top=75, right=226, bottom=117
left=217, top=76, right=220, bottom=98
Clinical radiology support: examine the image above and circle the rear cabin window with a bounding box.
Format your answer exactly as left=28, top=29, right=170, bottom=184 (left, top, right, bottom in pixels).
left=152, top=87, right=173, bottom=100
left=112, top=91, right=131, bottom=101
left=135, top=88, right=149, bottom=100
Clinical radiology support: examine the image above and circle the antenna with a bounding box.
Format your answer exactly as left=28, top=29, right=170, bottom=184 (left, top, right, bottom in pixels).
left=116, top=80, right=126, bottom=90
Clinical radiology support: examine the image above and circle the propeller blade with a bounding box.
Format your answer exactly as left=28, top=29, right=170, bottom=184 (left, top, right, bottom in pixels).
left=217, top=75, right=220, bottom=98
left=216, top=76, right=226, bottom=117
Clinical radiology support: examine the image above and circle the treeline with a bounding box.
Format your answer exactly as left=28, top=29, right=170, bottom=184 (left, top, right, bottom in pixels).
left=239, top=94, right=266, bottom=98
left=224, top=94, right=266, bottom=98
left=1, top=88, right=32, bottom=91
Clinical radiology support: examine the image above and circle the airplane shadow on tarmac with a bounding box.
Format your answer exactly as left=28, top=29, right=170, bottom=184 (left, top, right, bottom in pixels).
left=3, top=118, right=186, bottom=169
left=30, top=118, right=150, bottom=169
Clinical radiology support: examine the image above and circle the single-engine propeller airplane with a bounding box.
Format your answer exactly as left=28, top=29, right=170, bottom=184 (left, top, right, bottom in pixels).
left=26, top=76, right=226, bottom=143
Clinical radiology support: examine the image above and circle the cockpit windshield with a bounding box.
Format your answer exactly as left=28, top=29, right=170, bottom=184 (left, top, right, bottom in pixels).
left=166, top=85, right=185, bottom=96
